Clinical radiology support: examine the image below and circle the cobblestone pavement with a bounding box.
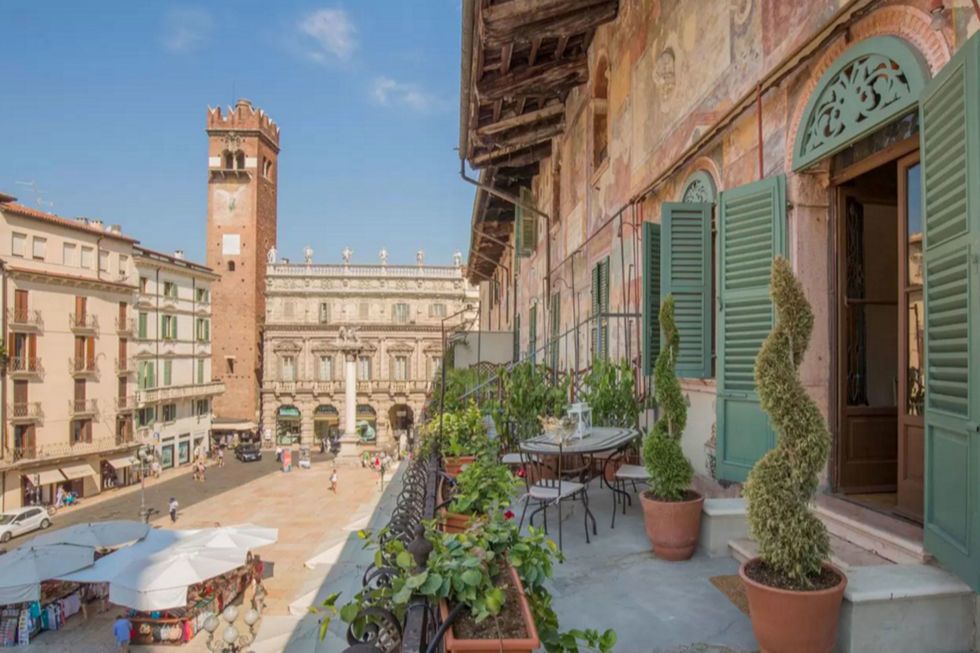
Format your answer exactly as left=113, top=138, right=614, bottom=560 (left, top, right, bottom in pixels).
left=15, top=456, right=390, bottom=652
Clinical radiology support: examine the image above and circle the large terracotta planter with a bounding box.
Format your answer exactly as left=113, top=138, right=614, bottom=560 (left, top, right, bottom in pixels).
left=639, top=491, right=704, bottom=561
left=439, top=565, right=540, bottom=653
left=436, top=479, right=472, bottom=533
left=739, top=558, right=846, bottom=653
left=444, top=455, right=476, bottom=478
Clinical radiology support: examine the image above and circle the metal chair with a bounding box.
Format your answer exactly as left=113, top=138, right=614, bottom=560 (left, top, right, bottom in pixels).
left=518, top=442, right=597, bottom=552
left=610, top=462, right=650, bottom=528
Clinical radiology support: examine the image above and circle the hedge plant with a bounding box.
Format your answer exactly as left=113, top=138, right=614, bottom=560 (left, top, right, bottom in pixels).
left=580, top=358, right=639, bottom=428
left=642, top=296, right=694, bottom=501
left=744, top=257, right=831, bottom=588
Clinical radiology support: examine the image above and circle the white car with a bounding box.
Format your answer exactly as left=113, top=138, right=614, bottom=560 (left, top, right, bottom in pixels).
left=0, top=506, right=52, bottom=543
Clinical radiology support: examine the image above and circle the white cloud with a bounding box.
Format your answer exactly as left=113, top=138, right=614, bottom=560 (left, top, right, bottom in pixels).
left=298, top=8, right=357, bottom=63
left=371, top=76, right=442, bottom=113
left=161, top=7, right=213, bottom=53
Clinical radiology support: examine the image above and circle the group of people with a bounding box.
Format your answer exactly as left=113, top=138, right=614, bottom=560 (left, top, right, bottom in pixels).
left=191, top=445, right=224, bottom=482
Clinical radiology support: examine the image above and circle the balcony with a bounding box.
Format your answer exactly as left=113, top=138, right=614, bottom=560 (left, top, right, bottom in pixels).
left=10, top=402, right=43, bottom=423
left=10, top=446, right=37, bottom=462
left=116, top=357, right=135, bottom=375
left=116, top=316, right=135, bottom=335
left=69, top=357, right=99, bottom=378
left=69, top=398, right=99, bottom=417
left=68, top=312, right=99, bottom=334
left=136, top=292, right=154, bottom=308
left=115, top=395, right=136, bottom=412
left=135, top=380, right=225, bottom=405
left=6, top=308, right=43, bottom=332
left=8, top=356, right=43, bottom=379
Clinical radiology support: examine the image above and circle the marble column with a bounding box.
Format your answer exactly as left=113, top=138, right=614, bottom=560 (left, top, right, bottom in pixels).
left=336, top=349, right=362, bottom=462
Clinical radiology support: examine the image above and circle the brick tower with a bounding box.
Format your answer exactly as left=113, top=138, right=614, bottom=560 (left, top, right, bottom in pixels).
left=205, top=99, right=279, bottom=424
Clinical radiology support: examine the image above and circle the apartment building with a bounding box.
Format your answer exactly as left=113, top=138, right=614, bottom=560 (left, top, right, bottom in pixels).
left=133, top=247, right=222, bottom=471
left=0, top=195, right=140, bottom=510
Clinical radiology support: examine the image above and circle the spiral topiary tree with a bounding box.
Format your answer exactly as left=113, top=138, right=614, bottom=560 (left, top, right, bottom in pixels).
left=744, top=256, right=831, bottom=588
left=642, top=296, right=694, bottom=501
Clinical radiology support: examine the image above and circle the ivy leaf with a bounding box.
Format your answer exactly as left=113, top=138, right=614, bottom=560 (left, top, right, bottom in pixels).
left=339, top=602, right=360, bottom=623
left=461, top=569, right=483, bottom=587
left=420, top=572, right=443, bottom=595
left=405, top=571, right=428, bottom=590
left=396, top=551, right=414, bottom=569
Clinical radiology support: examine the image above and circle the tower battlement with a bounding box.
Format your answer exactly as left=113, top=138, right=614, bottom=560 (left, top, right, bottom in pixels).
left=207, top=98, right=280, bottom=145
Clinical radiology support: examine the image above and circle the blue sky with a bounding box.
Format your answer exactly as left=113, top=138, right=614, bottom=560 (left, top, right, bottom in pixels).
left=0, top=2, right=472, bottom=265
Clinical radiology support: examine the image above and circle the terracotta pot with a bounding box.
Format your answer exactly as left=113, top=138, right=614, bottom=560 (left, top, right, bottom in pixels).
left=739, top=558, right=846, bottom=653
left=639, top=491, right=704, bottom=561
left=444, top=455, right=476, bottom=478
left=601, top=458, right=622, bottom=483
left=439, top=565, right=540, bottom=653
left=437, top=478, right=472, bottom=533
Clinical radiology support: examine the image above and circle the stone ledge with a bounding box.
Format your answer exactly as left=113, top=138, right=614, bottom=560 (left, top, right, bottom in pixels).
left=700, top=498, right=748, bottom=558
left=844, top=564, right=974, bottom=603
left=703, top=497, right=746, bottom=516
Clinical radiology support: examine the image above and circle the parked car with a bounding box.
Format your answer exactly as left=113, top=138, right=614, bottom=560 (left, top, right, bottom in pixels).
left=0, top=506, right=52, bottom=543
left=235, top=443, right=262, bottom=463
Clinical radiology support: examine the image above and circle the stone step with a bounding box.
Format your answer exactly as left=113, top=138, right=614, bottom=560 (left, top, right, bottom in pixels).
left=728, top=533, right=892, bottom=571
left=814, top=495, right=929, bottom=565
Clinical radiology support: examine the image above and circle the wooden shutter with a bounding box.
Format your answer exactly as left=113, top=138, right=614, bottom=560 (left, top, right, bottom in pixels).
left=643, top=222, right=662, bottom=375
left=528, top=304, right=537, bottom=364
left=138, top=312, right=147, bottom=339
left=14, top=290, right=27, bottom=320
left=661, top=203, right=713, bottom=377
left=919, top=32, right=980, bottom=590
left=86, top=336, right=95, bottom=365
left=28, top=334, right=36, bottom=362
left=164, top=360, right=172, bottom=386
left=75, top=296, right=86, bottom=320
left=716, top=175, right=787, bottom=482
left=515, top=187, right=538, bottom=257
left=592, top=257, right=610, bottom=359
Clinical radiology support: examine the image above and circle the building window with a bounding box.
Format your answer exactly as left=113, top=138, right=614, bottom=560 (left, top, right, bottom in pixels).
left=263, top=159, right=273, bottom=177
left=197, top=359, right=205, bottom=384
left=226, top=358, right=235, bottom=374
left=163, top=281, right=177, bottom=298
left=223, top=151, right=234, bottom=169
left=235, top=151, right=245, bottom=170
left=161, top=314, right=177, bottom=340
left=71, top=419, right=92, bottom=444
left=393, top=355, right=408, bottom=381
left=31, top=237, right=46, bottom=260
left=163, top=360, right=172, bottom=386
left=137, top=406, right=156, bottom=427
left=11, top=232, right=26, bottom=257
left=196, top=399, right=210, bottom=416
left=430, top=303, right=447, bottom=318
left=429, top=355, right=442, bottom=379
left=99, top=250, right=110, bottom=273
left=63, top=242, right=77, bottom=266
left=119, top=254, right=128, bottom=278
left=357, top=356, right=371, bottom=381
left=196, top=318, right=210, bottom=342
left=318, top=302, right=330, bottom=324
left=228, top=261, right=236, bottom=272
left=139, top=276, right=149, bottom=293
left=392, top=303, right=410, bottom=324
left=162, top=403, right=177, bottom=422
left=80, top=246, right=94, bottom=269
left=281, top=355, right=296, bottom=381
left=196, top=288, right=210, bottom=303
left=318, top=355, right=332, bottom=381
left=137, top=312, right=148, bottom=339
left=138, top=361, right=156, bottom=389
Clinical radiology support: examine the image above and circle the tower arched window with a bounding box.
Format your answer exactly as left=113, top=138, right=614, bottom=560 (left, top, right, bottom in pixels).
left=235, top=151, right=246, bottom=170
left=227, top=261, right=236, bottom=272
left=264, top=160, right=273, bottom=178
left=222, top=150, right=234, bottom=169
left=592, top=57, right=609, bottom=171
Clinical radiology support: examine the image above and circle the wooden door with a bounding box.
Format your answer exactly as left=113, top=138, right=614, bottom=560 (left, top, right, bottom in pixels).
left=14, top=289, right=28, bottom=320
left=13, top=380, right=27, bottom=405
left=75, top=296, right=86, bottom=320
left=835, top=189, right=898, bottom=492
left=86, top=336, right=95, bottom=366
left=897, top=153, right=924, bottom=520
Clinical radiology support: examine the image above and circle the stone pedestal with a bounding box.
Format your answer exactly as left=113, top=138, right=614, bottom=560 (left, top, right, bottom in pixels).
left=336, top=349, right=362, bottom=463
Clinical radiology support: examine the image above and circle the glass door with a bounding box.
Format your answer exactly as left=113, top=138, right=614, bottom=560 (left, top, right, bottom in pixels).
left=897, top=152, right=924, bottom=521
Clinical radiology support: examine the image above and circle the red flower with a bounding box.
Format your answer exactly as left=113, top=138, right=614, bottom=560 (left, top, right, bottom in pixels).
left=504, top=510, right=515, bottom=520
left=516, top=467, right=526, bottom=478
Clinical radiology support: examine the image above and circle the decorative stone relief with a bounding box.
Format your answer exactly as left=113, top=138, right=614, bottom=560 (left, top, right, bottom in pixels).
left=654, top=48, right=675, bottom=94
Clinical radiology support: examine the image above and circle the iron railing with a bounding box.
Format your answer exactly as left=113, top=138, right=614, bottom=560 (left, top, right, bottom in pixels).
left=7, top=308, right=43, bottom=330
left=9, top=356, right=43, bottom=376
left=68, top=312, right=99, bottom=332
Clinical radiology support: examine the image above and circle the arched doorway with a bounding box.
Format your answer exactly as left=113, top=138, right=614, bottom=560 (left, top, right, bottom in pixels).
left=314, top=405, right=339, bottom=447
left=276, top=405, right=301, bottom=445
left=356, top=404, right=377, bottom=442
left=389, top=403, right=415, bottom=454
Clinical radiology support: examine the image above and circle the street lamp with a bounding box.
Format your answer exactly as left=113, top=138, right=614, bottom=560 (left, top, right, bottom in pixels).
left=132, top=443, right=156, bottom=523
left=203, top=605, right=261, bottom=652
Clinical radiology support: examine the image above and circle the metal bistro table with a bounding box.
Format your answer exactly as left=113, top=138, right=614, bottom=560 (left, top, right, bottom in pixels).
left=519, top=426, right=641, bottom=525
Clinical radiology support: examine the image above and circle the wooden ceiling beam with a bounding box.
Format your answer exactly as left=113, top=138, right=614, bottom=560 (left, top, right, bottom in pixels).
left=483, top=0, right=610, bottom=30
left=484, top=121, right=564, bottom=151
left=555, top=34, right=569, bottom=59
left=482, top=1, right=618, bottom=48
left=500, top=42, right=514, bottom=76
left=471, top=141, right=551, bottom=168
left=477, top=57, right=588, bottom=102
left=476, top=102, right=564, bottom=137
left=528, top=37, right=542, bottom=67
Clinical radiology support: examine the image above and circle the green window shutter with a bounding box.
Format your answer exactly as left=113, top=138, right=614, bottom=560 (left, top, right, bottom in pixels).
left=642, top=222, right=662, bottom=375
left=138, top=362, right=146, bottom=390
left=138, top=312, right=147, bottom=339
left=716, top=175, right=787, bottom=482
left=528, top=304, right=537, bottom=364
left=549, top=292, right=560, bottom=370
left=163, top=360, right=172, bottom=386
left=660, top=204, right=712, bottom=377
left=600, top=257, right=610, bottom=358
left=205, top=319, right=210, bottom=342
left=516, top=187, right=537, bottom=257
left=513, top=314, right=521, bottom=362
left=592, top=262, right=602, bottom=359
left=920, top=32, right=980, bottom=591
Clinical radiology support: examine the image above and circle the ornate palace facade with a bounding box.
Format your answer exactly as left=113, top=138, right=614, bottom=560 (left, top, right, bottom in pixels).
left=259, top=251, right=477, bottom=450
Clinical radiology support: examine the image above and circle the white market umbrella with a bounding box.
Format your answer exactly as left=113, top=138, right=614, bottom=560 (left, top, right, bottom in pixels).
left=177, top=524, right=278, bottom=551
left=31, top=520, right=150, bottom=550
left=57, top=528, right=181, bottom=584
left=0, top=544, right=95, bottom=604
left=109, top=547, right=247, bottom=611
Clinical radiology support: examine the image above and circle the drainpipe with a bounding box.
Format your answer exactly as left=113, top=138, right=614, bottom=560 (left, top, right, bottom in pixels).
left=1, top=259, right=6, bottom=463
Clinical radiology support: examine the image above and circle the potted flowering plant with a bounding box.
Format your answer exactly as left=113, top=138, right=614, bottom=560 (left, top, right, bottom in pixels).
left=439, top=457, right=519, bottom=533
left=439, top=403, right=489, bottom=476
left=740, top=258, right=845, bottom=652
left=640, top=297, right=702, bottom=560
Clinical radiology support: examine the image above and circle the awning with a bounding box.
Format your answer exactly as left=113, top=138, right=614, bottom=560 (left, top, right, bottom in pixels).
left=105, top=455, right=135, bottom=469
left=60, top=463, right=99, bottom=481
left=23, top=468, right=66, bottom=486
left=211, top=420, right=257, bottom=431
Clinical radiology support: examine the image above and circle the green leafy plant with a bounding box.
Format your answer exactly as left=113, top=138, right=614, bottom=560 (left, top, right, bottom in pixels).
left=744, top=257, right=831, bottom=588
left=433, top=403, right=490, bottom=459
left=309, top=591, right=341, bottom=641
left=580, top=358, right=639, bottom=428
left=642, top=296, right=694, bottom=501
left=501, top=361, right=569, bottom=446
left=448, top=458, right=520, bottom=516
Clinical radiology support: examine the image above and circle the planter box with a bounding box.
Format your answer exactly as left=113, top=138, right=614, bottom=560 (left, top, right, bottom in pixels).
left=444, top=455, right=476, bottom=478
left=439, top=564, right=540, bottom=653
left=437, top=477, right=473, bottom=533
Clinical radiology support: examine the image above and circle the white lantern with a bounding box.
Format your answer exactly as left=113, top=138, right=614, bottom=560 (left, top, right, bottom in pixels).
left=567, top=403, right=592, bottom=439
left=223, top=625, right=239, bottom=644
left=244, top=608, right=260, bottom=627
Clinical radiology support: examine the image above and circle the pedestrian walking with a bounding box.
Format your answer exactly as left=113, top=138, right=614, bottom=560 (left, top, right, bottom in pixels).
left=151, top=459, right=161, bottom=479
left=217, top=447, right=225, bottom=467
left=330, top=468, right=338, bottom=493
left=113, top=613, right=132, bottom=651
left=198, top=460, right=207, bottom=482
left=168, top=497, right=179, bottom=523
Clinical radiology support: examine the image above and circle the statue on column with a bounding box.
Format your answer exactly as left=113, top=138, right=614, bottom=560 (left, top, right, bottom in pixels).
left=453, top=250, right=463, bottom=268
left=379, top=247, right=388, bottom=266
left=303, top=245, right=314, bottom=264
left=416, top=249, right=425, bottom=266
left=342, top=247, right=353, bottom=266
left=267, top=246, right=278, bottom=264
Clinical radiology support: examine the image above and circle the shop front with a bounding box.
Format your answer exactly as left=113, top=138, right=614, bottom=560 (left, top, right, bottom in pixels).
left=313, top=405, right=339, bottom=449
left=19, top=468, right=66, bottom=507
left=275, top=406, right=301, bottom=445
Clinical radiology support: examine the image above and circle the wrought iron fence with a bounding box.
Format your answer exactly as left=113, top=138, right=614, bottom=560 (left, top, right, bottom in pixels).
left=340, top=455, right=438, bottom=653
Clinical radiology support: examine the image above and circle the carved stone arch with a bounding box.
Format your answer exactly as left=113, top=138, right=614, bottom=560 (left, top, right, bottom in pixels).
left=680, top=169, right=718, bottom=204
left=786, top=6, right=951, bottom=172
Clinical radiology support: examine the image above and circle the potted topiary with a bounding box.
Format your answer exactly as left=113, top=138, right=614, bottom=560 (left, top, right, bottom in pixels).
left=438, top=457, right=519, bottom=533
left=740, top=257, right=845, bottom=653
left=640, top=296, right=702, bottom=560
left=440, top=403, right=488, bottom=477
